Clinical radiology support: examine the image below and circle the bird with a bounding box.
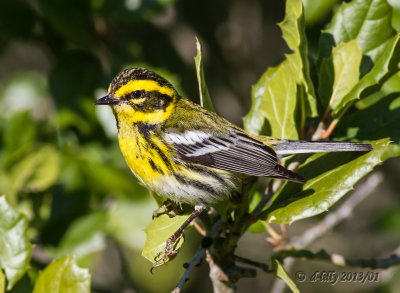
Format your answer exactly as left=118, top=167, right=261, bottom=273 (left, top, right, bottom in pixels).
left=95, top=67, right=372, bottom=267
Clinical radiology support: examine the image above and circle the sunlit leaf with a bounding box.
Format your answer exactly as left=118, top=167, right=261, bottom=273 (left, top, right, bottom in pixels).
left=142, top=213, right=190, bottom=264
left=0, top=269, right=4, bottom=293
left=318, top=40, right=362, bottom=110
left=244, top=0, right=317, bottom=137
left=33, top=256, right=90, bottom=293
left=280, top=0, right=318, bottom=118
left=303, top=0, right=339, bottom=25
left=272, top=259, right=300, bottom=293
left=266, top=139, right=389, bottom=224
left=0, top=196, right=32, bottom=290
left=322, top=0, right=396, bottom=64
left=194, top=37, right=215, bottom=112
left=333, top=35, right=400, bottom=116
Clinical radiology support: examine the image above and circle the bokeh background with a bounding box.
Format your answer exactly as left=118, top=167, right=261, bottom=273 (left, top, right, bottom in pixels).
left=0, top=0, right=399, bottom=292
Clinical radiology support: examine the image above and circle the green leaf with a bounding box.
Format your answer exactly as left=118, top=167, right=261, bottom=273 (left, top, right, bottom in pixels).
left=272, top=259, right=300, bottom=293
left=142, top=213, right=190, bottom=264
left=280, top=0, right=318, bottom=118
left=0, top=196, right=32, bottom=290
left=2, top=111, right=36, bottom=158
left=194, top=37, right=215, bottom=112
left=244, top=60, right=299, bottom=139
left=10, top=145, right=59, bottom=194
left=244, top=0, right=317, bottom=137
left=33, top=256, right=90, bottom=293
left=322, top=0, right=396, bottom=63
left=334, top=93, right=400, bottom=159
left=332, top=35, right=400, bottom=116
left=266, top=139, right=389, bottom=224
left=303, top=0, right=339, bottom=25
left=318, top=40, right=362, bottom=110
left=50, top=213, right=107, bottom=268
left=0, top=270, right=4, bottom=293
left=106, top=198, right=156, bottom=251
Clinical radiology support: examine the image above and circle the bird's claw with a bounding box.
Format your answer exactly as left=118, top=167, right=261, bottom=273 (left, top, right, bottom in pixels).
left=151, top=234, right=184, bottom=272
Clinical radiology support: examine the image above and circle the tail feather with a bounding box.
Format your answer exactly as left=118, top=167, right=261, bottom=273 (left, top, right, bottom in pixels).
left=274, top=140, right=373, bottom=155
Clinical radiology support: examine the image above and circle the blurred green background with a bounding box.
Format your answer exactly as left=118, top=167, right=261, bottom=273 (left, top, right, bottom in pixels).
left=0, top=0, right=399, bottom=292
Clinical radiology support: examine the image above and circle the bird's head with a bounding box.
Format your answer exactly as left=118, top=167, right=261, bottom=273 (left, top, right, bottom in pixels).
left=95, top=67, right=179, bottom=124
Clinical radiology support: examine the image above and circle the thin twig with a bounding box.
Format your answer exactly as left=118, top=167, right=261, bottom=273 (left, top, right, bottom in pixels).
left=234, top=255, right=270, bottom=272
left=172, top=217, right=224, bottom=293
left=273, top=248, right=400, bottom=269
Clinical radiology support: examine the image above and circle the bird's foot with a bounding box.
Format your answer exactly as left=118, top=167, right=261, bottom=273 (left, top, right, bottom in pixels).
left=152, top=200, right=180, bottom=219
left=151, top=233, right=184, bottom=271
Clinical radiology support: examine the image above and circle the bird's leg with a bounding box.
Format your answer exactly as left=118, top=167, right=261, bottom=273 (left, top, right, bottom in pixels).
left=152, top=205, right=205, bottom=269
left=152, top=200, right=180, bottom=219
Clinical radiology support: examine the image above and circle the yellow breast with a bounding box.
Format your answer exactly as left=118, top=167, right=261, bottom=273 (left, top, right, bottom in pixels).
left=118, top=132, right=176, bottom=186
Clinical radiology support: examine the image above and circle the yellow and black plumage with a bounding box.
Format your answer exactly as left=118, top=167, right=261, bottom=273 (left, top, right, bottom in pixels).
left=95, top=67, right=372, bottom=266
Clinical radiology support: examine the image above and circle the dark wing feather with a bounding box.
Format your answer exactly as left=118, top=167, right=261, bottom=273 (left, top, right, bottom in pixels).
left=164, top=129, right=305, bottom=183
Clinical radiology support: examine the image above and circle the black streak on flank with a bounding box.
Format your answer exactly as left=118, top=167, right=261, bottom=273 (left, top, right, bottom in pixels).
left=148, top=158, right=164, bottom=175
left=174, top=174, right=216, bottom=194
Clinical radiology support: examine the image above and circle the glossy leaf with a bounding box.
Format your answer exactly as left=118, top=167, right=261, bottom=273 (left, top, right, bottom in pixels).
left=280, top=0, right=317, bottom=118
left=244, top=0, right=316, bottom=137
left=333, top=35, right=400, bottom=116
left=318, top=40, right=362, bottom=110
left=244, top=60, right=299, bottom=139
left=273, top=259, right=300, bottom=293
left=322, top=0, right=396, bottom=63
left=266, top=139, right=389, bottom=224
left=303, top=0, right=339, bottom=25
left=194, top=37, right=215, bottom=112
left=0, top=196, right=32, bottom=290
left=142, top=213, right=190, bottom=264
left=33, top=256, right=90, bottom=293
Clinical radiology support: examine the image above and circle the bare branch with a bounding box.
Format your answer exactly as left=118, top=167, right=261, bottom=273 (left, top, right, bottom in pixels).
left=172, top=217, right=224, bottom=293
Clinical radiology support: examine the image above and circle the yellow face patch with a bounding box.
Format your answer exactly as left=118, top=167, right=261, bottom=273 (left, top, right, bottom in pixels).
left=114, top=79, right=175, bottom=98
left=112, top=102, right=175, bottom=124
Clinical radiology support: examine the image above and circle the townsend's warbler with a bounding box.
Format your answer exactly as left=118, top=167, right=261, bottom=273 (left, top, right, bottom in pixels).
left=95, top=67, right=372, bottom=266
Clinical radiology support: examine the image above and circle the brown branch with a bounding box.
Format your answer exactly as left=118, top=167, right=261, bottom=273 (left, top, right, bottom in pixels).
left=172, top=217, right=223, bottom=293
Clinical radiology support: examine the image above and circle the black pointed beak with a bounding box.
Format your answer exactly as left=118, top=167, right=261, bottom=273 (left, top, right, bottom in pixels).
left=94, top=94, right=120, bottom=105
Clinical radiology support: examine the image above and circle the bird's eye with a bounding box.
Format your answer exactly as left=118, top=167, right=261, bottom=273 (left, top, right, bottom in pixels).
left=131, top=90, right=143, bottom=99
